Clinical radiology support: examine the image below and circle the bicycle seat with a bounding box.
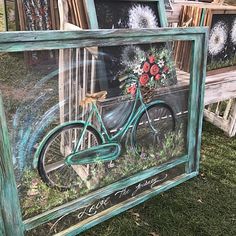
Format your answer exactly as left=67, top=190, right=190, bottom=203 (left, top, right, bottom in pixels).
left=102, top=101, right=133, bottom=131
left=80, top=91, right=107, bottom=106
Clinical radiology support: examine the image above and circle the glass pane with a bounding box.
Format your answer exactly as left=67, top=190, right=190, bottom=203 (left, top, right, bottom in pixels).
left=0, top=38, right=192, bottom=233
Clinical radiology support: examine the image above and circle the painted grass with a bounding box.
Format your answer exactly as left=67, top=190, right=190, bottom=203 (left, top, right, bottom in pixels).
left=76, top=121, right=236, bottom=236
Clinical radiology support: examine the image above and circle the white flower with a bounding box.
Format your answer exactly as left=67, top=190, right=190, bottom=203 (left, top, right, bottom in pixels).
left=128, top=5, right=159, bottom=29
left=231, top=18, right=236, bottom=45
left=133, top=65, right=142, bottom=75
left=157, top=59, right=165, bottom=68
left=208, top=21, right=228, bottom=56
left=121, top=45, right=145, bottom=69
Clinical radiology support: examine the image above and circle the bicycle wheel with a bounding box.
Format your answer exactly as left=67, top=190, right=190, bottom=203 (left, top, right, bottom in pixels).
left=38, top=123, right=102, bottom=190
left=132, top=103, right=176, bottom=155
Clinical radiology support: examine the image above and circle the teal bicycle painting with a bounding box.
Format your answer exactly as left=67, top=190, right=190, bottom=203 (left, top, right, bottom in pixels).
left=34, top=76, right=176, bottom=190
left=34, top=47, right=179, bottom=190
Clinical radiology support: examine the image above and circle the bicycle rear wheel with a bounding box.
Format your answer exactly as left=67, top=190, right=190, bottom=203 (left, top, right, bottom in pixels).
left=132, top=103, right=176, bottom=155
left=37, top=123, right=102, bottom=190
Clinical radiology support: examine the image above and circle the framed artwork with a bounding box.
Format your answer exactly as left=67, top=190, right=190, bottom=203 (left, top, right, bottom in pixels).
left=83, top=0, right=177, bottom=96
left=0, top=27, right=208, bottom=235
left=174, top=4, right=236, bottom=73
left=207, top=10, right=236, bottom=71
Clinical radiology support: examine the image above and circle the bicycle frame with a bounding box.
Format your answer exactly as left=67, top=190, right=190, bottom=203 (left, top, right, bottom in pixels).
left=74, top=84, right=163, bottom=153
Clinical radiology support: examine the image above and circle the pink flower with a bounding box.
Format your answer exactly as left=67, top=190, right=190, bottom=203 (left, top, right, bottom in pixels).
left=127, top=84, right=137, bottom=96
left=155, top=74, right=161, bottom=81
left=143, top=62, right=150, bottom=73
left=139, top=74, right=150, bottom=86
left=150, top=64, right=160, bottom=76
left=163, top=66, right=169, bottom=73
left=149, top=55, right=155, bottom=64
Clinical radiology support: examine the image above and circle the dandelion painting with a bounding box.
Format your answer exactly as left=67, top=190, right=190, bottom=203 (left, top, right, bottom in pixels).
left=94, top=0, right=160, bottom=29
left=231, top=18, right=236, bottom=45
left=208, top=21, right=228, bottom=57
left=207, top=14, right=236, bottom=71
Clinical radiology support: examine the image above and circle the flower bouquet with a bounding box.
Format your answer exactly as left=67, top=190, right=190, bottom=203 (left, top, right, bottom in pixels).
left=119, top=46, right=177, bottom=103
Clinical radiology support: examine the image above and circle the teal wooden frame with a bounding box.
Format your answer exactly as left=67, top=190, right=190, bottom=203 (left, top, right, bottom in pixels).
left=0, top=27, right=208, bottom=235
left=83, top=0, right=168, bottom=28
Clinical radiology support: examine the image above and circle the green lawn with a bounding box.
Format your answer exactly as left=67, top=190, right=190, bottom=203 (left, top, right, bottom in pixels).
left=77, top=121, right=236, bottom=236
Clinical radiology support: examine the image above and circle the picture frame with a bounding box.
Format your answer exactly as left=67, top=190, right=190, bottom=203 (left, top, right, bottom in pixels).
left=206, top=8, right=236, bottom=72
left=175, top=4, right=236, bottom=73
left=0, top=27, right=208, bottom=235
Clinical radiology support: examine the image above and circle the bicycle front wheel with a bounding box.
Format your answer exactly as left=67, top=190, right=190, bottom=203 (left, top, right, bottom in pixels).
left=37, top=123, right=102, bottom=190
left=132, top=103, right=176, bottom=155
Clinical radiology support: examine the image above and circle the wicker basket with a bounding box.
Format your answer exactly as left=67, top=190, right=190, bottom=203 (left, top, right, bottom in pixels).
left=141, top=86, right=156, bottom=103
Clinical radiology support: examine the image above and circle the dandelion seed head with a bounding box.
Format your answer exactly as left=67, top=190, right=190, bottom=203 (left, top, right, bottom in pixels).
left=128, top=5, right=158, bottom=29
left=121, top=45, right=145, bottom=69
left=208, top=21, right=228, bottom=56
left=231, top=18, right=236, bottom=45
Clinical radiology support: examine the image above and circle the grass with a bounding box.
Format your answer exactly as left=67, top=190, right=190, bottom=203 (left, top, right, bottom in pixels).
left=19, top=170, right=78, bottom=218
left=207, top=54, right=236, bottom=71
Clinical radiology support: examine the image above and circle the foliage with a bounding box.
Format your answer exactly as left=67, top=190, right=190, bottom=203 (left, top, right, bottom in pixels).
left=19, top=169, right=78, bottom=218
left=207, top=53, right=236, bottom=71
left=98, top=125, right=185, bottom=187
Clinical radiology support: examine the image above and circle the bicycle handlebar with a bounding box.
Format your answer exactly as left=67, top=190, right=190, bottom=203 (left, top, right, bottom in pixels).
left=119, top=74, right=140, bottom=89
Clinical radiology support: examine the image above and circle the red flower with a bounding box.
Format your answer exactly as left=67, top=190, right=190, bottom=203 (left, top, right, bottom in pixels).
left=149, top=55, right=155, bottom=64
left=163, top=66, right=169, bottom=73
left=155, top=74, right=161, bottom=81
left=150, top=64, right=159, bottom=76
left=142, top=62, right=150, bottom=73
left=127, top=84, right=136, bottom=96
left=139, top=74, right=149, bottom=86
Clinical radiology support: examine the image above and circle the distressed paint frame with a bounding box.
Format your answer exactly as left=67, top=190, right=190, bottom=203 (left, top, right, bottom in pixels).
left=0, top=27, right=208, bottom=235
left=83, top=0, right=168, bottom=28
